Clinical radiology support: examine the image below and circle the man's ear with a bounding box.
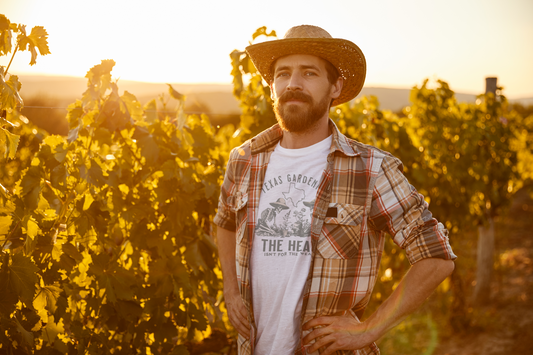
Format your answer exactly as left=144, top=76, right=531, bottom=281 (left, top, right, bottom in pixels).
left=270, top=81, right=275, bottom=100
left=330, top=77, right=344, bottom=99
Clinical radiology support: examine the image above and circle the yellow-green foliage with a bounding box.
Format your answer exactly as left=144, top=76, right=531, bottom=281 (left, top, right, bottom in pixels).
left=0, top=60, right=226, bottom=353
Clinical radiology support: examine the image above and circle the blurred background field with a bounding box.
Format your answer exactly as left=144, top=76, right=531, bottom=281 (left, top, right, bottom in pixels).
left=18, top=75, right=533, bottom=137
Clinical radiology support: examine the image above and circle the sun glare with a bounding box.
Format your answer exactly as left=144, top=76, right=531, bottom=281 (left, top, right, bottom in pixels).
left=2, top=0, right=532, bottom=97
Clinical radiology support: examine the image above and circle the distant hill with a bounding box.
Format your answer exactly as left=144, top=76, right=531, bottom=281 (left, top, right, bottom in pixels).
left=18, top=75, right=239, bottom=115
left=356, top=87, right=481, bottom=112
left=509, top=97, right=533, bottom=107
left=17, top=74, right=533, bottom=116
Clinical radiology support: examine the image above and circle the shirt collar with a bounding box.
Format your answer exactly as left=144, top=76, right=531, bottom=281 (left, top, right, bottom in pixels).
left=250, top=119, right=360, bottom=157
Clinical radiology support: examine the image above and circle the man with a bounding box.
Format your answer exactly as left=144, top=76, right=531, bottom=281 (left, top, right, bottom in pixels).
left=214, top=25, right=456, bottom=355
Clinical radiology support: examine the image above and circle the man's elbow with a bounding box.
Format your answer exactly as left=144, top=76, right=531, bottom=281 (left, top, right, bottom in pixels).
left=436, top=258, right=455, bottom=279
left=445, top=258, right=455, bottom=275
left=417, top=257, right=455, bottom=281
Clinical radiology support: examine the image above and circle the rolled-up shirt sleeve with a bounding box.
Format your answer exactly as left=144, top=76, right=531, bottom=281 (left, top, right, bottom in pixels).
left=369, top=155, right=457, bottom=264
left=214, top=148, right=238, bottom=232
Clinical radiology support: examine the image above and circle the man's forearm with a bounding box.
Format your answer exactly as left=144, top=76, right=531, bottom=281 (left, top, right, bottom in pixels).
left=216, top=226, right=239, bottom=294
left=302, top=257, right=455, bottom=354
left=216, top=226, right=251, bottom=338
left=364, top=258, right=455, bottom=340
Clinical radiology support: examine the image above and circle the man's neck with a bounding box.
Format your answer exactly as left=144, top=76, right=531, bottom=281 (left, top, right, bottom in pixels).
left=279, top=116, right=330, bottom=149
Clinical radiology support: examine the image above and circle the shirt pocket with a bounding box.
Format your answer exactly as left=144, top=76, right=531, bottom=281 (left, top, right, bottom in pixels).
left=317, top=203, right=365, bottom=259
left=231, top=192, right=248, bottom=245
left=233, top=192, right=250, bottom=268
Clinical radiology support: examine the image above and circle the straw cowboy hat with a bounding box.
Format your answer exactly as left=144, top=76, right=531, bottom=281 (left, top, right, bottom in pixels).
left=270, top=198, right=290, bottom=210
left=245, top=25, right=366, bottom=106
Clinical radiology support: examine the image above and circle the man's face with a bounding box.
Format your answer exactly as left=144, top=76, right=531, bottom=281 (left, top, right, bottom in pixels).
left=271, top=54, right=341, bottom=133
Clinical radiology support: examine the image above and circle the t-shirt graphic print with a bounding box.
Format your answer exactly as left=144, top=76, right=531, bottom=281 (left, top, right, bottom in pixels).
left=251, top=135, right=331, bottom=355
left=256, top=183, right=315, bottom=240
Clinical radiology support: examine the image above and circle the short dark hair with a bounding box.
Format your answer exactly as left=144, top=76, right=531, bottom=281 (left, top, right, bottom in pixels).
left=270, top=56, right=340, bottom=85
left=323, top=58, right=340, bottom=85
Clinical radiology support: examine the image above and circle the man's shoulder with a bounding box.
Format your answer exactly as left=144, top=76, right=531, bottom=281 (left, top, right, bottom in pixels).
left=338, top=134, right=405, bottom=174
left=226, top=140, right=253, bottom=176
left=230, top=139, right=252, bottom=158
left=228, top=124, right=282, bottom=162
left=344, top=135, right=396, bottom=160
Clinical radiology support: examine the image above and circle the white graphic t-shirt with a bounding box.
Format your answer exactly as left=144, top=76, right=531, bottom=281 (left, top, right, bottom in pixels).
left=251, top=135, right=331, bottom=355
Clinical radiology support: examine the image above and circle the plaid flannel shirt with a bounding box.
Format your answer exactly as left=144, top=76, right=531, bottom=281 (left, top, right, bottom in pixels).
left=214, top=120, right=456, bottom=355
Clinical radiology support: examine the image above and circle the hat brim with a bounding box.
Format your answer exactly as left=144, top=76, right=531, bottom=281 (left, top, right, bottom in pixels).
left=246, top=38, right=366, bottom=106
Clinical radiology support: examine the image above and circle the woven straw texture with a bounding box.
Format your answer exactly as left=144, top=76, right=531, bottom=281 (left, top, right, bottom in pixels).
left=246, top=27, right=366, bottom=106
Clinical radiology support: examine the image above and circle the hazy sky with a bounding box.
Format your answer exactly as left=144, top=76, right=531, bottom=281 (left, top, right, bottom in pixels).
left=2, top=0, right=532, bottom=98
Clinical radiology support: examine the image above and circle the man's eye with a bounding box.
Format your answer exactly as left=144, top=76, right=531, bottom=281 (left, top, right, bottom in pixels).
left=305, top=71, right=317, bottom=76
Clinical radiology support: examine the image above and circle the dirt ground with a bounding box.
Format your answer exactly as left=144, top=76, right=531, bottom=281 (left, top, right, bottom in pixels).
left=433, top=187, right=533, bottom=355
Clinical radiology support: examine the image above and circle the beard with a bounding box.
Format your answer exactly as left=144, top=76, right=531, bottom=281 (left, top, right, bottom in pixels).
left=273, top=90, right=331, bottom=133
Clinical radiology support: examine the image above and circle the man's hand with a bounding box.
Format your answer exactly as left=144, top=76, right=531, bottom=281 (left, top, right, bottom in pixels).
left=302, top=315, right=375, bottom=355
left=216, top=226, right=251, bottom=339
left=302, top=258, right=454, bottom=354
left=225, top=289, right=250, bottom=339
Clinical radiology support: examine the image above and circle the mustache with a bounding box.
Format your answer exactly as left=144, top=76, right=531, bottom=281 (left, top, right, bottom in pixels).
left=278, top=91, right=312, bottom=103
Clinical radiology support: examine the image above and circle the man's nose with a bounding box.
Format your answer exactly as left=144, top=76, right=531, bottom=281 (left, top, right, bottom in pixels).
left=286, top=73, right=303, bottom=91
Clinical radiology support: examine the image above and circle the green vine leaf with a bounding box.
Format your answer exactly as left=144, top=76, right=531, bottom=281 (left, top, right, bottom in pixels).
left=16, top=25, right=51, bottom=65
left=0, top=266, right=18, bottom=316
left=0, top=15, right=15, bottom=55
left=0, top=215, right=13, bottom=235
left=14, top=316, right=34, bottom=349
left=251, top=26, right=277, bottom=40
left=0, top=72, right=23, bottom=112
left=8, top=253, right=39, bottom=306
